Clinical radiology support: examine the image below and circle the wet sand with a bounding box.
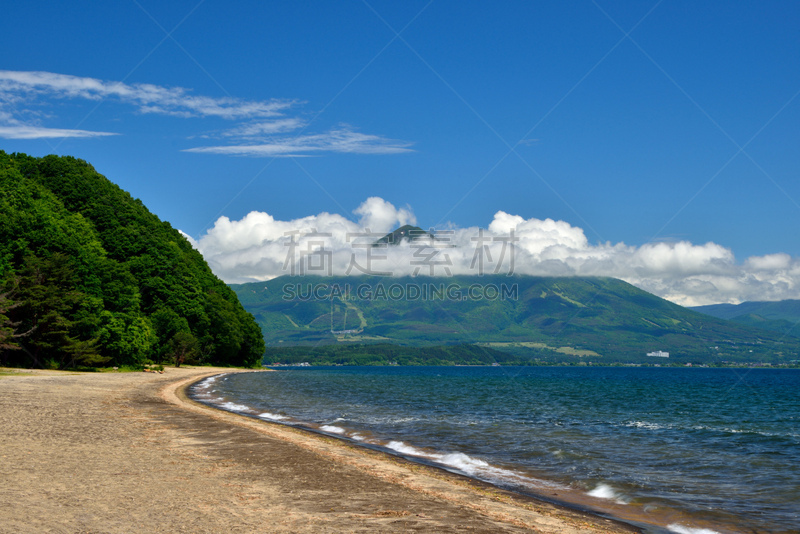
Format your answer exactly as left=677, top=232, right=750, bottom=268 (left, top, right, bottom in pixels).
left=0, top=367, right=639, bottom=533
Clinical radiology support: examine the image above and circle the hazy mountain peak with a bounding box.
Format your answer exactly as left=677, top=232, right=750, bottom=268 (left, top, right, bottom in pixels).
left=374, top=225, right=434, bottom=246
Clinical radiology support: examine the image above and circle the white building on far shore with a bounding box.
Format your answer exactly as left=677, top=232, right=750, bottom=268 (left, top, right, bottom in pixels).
left=646, top=350, right=670, bottom=358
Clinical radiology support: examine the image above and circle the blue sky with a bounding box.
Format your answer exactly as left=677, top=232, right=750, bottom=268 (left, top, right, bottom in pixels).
left=1, top=1, right=799, bottom=304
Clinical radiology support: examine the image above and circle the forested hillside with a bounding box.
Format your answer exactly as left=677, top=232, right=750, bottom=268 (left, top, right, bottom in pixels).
left=0, top=151, right=264, bottom=369
left=232, top=275, right=800, bottom=364
left=691, top=300, right=800, bottom=338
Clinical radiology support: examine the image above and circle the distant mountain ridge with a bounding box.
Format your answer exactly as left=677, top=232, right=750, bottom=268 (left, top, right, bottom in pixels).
left=231, top=274, right=800, bottom=364
left=691, top=300, right=800, bottom=338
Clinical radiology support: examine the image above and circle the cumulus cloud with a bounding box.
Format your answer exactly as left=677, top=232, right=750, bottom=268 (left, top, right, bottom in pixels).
left=0, top=70, right=412, bottom=155
left=353, top=197, right=416, bottom=232
left=745, top=253, right=792, bottom=271
left=188, top=197, right=800, bottom=306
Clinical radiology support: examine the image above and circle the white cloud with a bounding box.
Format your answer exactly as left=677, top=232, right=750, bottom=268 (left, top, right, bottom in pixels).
left=221, top=118, right=305, bottom=138
left=352, top=197, right=416, bottom=232
left=0, top=125, right=118, bottom=139
left=184, top=127, right=414, bottom=157
left=0, top=70, right=293, bottom=119
left=0, top=70, right=412, bottom=156
left=745, top=253, right=791, bottom=271
left=194, top=199, right=417, bottom=282
left=631, top=241, right=734, bottom=276
left=188, top=197, right=800, bottom=306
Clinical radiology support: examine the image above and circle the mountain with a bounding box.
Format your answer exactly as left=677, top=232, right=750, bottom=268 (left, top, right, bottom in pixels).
left=263, top=343, right=525, bottom=366
left=691, top=300, right=800, bottom=338
left=0, top=151, right=264, bottom=369
left=231, top=274, right=800, bottom=364
left=373, top=225, right=435, bottom=246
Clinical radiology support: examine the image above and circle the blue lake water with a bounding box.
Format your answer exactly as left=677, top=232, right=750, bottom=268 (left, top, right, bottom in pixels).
left=191, top=366, right=800, bottom=534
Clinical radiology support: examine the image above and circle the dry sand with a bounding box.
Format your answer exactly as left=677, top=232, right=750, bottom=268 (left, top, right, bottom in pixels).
left=0, top=367, right=640, bottom=533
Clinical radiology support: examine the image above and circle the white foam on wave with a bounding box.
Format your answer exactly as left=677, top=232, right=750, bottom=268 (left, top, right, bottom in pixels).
left=258, top=412, right=288, bottom=421
left=194, top=373, right=228, bottom=393
left=696, top=425, right=798, bottom=440
left=319, top=425, right=346, bottom=434
left=388, top=416, right=417, bottom=423
left=386, top=441, right=427, bottom=456
left=207, top=373, right=228, bottom=383
left=366, top=415, right=419, bottom=425
left=217, top=401, right=251, bottom=413
left=667, top=524, right=721, bottom=534
left=626, top=420, right=667, bottom=431
left=351, top=434, right=365, bottom=441
left=587, top=483, right=629, bottom=504
left=693, top=424, right=748, bottom=434
left=383, top=441, right=561, bottom=490
left=437, top=452, right=489, bottom=473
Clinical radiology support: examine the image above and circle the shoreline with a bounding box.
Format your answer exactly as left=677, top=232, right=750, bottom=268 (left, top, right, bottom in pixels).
left=187, top=370, right=745, bottom=534
left=179, top=370, right=645, bottom=533
left=1, top=366, right=638, bottom=533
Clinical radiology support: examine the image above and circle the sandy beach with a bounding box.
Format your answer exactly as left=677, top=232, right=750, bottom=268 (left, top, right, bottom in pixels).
left=0, top=367, right=639, bottom=533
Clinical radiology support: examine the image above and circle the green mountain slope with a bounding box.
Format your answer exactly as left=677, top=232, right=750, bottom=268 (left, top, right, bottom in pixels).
left=231, top=275, right=799, bottom=364
left=0, top=151, right=264, bottom=369
left=691, top=300, right=800, bottom=338
left=263, top=343, right=523, bottom=366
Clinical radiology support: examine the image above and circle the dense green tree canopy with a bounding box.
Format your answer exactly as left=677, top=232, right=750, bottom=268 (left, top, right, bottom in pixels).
left=0, top=151, right=264, bottom=369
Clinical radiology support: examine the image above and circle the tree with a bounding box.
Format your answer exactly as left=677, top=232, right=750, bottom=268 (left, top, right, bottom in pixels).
left=64, top=337, right=107, bottom=368
left=168, top=330, right=198, bottom=367
left=0, top=151, right=267, bottom=369
left=0, top=277, right=34, bottom=356
left=97, top=311, right=154, bottom=367
left=10, top=254, right=98, bottom=368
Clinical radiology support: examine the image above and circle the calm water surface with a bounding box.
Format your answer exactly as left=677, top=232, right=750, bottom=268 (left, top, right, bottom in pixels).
left=191, top=366, right=800, bottom=534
